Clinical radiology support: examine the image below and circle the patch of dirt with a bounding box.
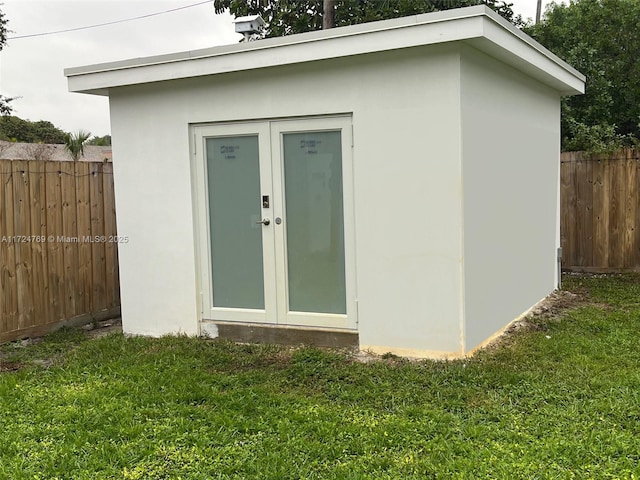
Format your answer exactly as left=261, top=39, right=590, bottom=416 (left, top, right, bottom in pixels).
left=82, top=318, right=123, bottom=338
left=0, top=318, right=123, bottom=373
left=352, top=289, right=594, bottom=363
left=479, top=289, right=589, bottom=353
left=529, top=289, right=587, bottom=316
left=0, top=361, right=24, bottom=372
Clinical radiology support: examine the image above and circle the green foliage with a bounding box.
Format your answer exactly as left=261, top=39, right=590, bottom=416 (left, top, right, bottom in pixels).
left=526, top=0, right=640, bottom=152
left=562, top=118, right=626, bottom=154
left=87, top=134, right=112, bottom=146
left=32, top=120, right=66, bottom=144
left=0, top=6, right=13, bottom=115
left=215, top=0, right=523, bottom=38
left=0, top=116, right=106, bottom=147
left=0, top=95, right=15, bottom=115
left=0, top=5, right=7, bottom=49
left=0, top=115, right=68, bottom=143
left=1, top=274, right=640, bottom=477
left=64, top=129, right=92, bottom=161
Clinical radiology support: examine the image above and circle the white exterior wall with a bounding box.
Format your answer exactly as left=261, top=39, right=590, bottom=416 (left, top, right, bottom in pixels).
left=110, top=91, right=199, bottom=336
left=460, top=45, right=561, bottom=351
left=353, top=48, right=463, bottom=356
left=110, top=45, right=465, bottom=353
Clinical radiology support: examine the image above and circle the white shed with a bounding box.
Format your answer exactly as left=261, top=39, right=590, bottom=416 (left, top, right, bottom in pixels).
left=65, top=6, right=585, bottom=358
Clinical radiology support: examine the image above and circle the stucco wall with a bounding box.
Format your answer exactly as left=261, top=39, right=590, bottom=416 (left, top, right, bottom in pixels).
left=351, top=47, right=463, bottom=355
left=460, top=45, right=561, bottom=351
left=109, top=93, right=199, bottom=337
left=109, top=44, right=464, bottom=353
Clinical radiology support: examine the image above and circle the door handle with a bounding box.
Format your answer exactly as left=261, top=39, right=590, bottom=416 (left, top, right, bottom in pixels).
left=256, top=218, right=271, bottom=226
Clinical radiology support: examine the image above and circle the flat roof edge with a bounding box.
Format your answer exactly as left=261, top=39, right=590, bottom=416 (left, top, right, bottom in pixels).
left=65, top=5, right=585, bottom=95
left=479, top=6, right=585, bottom=83
left=65, top=6, right=489, bottom=78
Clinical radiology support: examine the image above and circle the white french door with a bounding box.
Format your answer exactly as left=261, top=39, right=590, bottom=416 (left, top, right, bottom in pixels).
left=192, top=116, right=356, bottom=330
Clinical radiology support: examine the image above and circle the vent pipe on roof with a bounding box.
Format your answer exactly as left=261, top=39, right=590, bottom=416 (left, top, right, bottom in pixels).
left=234, top=15, right=265, bottom=42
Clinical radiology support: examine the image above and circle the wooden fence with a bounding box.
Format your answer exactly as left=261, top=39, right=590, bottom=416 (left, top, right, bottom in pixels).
left=561, top=148, right=640, bottom=272
left=0, top=159, right=120, bottom=343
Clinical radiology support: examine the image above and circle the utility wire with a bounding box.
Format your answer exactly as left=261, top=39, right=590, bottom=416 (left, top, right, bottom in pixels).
left=7, top=0, right=213, bottom=40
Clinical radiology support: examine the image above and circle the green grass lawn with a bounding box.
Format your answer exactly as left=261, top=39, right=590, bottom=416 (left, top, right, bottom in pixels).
left=1, top=274, right=639, bottom=479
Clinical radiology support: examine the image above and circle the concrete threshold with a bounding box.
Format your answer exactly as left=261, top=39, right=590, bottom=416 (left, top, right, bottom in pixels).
left=203, top=321, right=359, bottom=349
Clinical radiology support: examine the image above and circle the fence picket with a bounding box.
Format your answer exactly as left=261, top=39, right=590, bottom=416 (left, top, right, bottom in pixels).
left=61, top=161, right=79, bottom=318
left=11, top=161, right=34, bottom=329
left=103, top=162, right=119, bottom=309
left=89, top=163, right=107, bottom=313
left=627, top=151, right=640, bottom=268
left=28, top=160, right=49, bottom=327
left=0, top=161, right=18, bottom=335
left=76, top=162, right=93, bottom=316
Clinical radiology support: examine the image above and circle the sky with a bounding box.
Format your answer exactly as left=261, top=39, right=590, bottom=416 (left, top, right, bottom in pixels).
left=0, top=0, right=555, bottom=138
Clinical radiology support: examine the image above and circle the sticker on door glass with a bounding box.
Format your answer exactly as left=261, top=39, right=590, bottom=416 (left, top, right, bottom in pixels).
left=219, top=145, right=240, bottom=159
left=299, top=139, right=322, bottom=155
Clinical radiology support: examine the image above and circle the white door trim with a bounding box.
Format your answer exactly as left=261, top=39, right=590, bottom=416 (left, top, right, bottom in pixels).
left=270, top=116, right=357, bottom=330
left=191, top=115, right=357, bottom=331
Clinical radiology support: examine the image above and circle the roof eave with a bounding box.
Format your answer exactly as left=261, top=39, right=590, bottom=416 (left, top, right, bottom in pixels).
left=65, top=5, right=585, bottom=97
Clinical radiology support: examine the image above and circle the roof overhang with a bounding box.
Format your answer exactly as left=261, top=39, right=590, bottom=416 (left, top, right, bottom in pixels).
left=65, top=5, right=585, bottom=97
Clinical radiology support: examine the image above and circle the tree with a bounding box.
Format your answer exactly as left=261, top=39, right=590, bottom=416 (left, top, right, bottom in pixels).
left=64, top=130, right=91, bottom=161
left=0, top=6, right=15, bottom=115
left=0, top=5, right=6, bottom=47
left=323, top=0, right=335, bottom=29
left=87, top=134, right=112, bottom=146
left=0, top=116, right=67, bottom=143
left=0, top=96, right=15, bottom=115
left=214, top=0, right=524, bottom=38
left=526, top=0, right=640, bottom=152
left=33, top=120, right=68, bottom=144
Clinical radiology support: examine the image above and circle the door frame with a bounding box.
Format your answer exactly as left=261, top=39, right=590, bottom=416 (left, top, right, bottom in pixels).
left=191, top=121, right=276, bottom=325
left=190, top=115, right=357, bottom=331
left=269, top=116, right=357, bottom=329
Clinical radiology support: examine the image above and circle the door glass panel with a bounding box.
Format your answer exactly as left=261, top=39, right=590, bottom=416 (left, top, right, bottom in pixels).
left=207, top=136, right=265, bottom=309
left=283, top=131, right=346, bottom=314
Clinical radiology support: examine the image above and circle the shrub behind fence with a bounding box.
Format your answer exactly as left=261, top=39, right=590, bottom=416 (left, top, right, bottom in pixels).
left=0, top=158, right=120, bottom=343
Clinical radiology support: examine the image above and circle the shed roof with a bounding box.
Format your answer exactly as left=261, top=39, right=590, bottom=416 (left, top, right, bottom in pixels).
left=65, top=5, right=585, bottom=96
